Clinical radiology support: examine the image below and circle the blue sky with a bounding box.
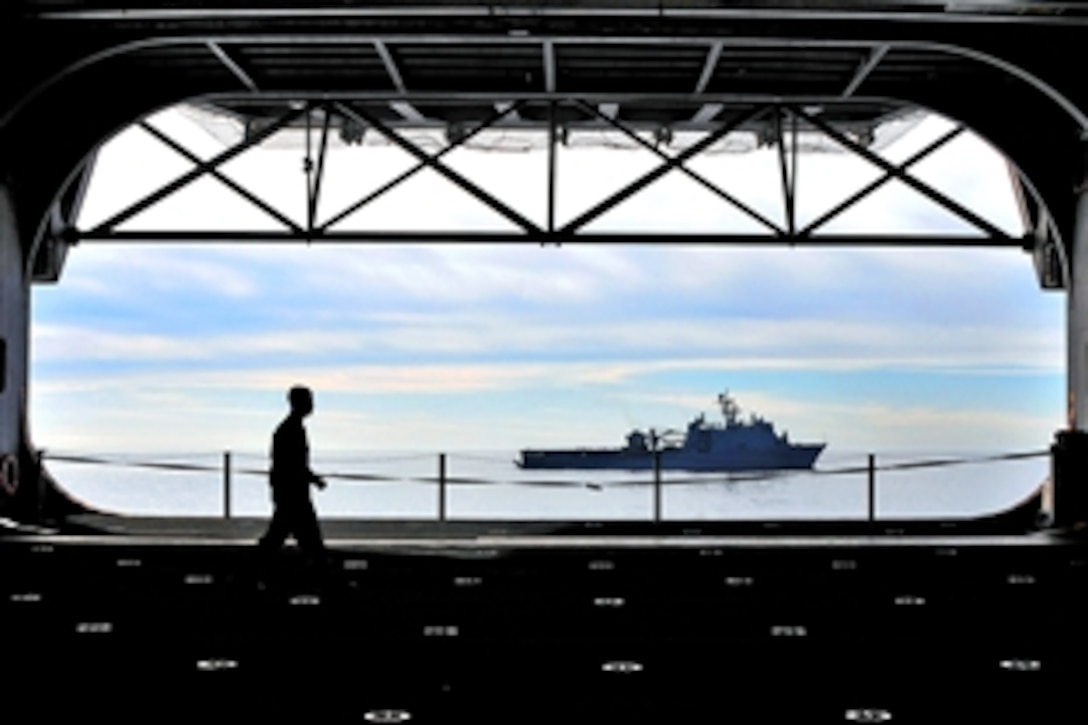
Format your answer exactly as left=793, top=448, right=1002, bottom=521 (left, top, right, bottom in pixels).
left=27, top=107, right=1066, bottom=456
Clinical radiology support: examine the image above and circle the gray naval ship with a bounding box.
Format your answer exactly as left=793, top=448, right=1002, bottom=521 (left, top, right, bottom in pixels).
left=518, top=392, right=825, bottom=472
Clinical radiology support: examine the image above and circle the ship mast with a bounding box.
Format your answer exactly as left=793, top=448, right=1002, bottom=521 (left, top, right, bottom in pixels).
left=718, top=391, right=741, bottom=426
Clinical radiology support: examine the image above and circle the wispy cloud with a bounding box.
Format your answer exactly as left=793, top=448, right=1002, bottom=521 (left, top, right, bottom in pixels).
left=32, top=361, right=1060, bottom=454
left=33, top=309, right=1062, bottom=376
left=33, top=325, right=363, bottom=362
left=55, top=246, right=260, bottom=301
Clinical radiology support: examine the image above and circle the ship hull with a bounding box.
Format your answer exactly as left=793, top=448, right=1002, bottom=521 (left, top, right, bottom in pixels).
left=518, top=444, right=825, bottom=472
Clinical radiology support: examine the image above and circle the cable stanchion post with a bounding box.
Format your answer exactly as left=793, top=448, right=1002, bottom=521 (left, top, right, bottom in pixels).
left=868, top=453, right=875, bottom=522
left=653, top=448, right=663, bottom=524
left=223, top=450, right=232, bottom=519
left=438, top=452, right=447, bottom=522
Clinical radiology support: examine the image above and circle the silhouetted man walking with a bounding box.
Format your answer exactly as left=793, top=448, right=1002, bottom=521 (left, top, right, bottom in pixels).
left=258, top=385, right=327, bottom=567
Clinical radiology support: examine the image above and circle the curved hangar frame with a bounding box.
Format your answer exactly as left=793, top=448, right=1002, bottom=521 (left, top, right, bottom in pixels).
left=1, top=1, right=1087, bottom=523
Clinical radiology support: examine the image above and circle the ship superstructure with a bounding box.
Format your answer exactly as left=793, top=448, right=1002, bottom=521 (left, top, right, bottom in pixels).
left=518, top=392, right=824, bottom=472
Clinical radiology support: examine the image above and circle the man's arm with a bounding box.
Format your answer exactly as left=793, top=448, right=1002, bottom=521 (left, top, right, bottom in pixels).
left=301, top=427, right=326, bottom=489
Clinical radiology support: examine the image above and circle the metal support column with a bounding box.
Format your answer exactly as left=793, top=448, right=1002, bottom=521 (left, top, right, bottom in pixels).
left=1053, top=146, right=1088, bottom=528
left=1069, top=154, right=1088, bottom=430
left=0, top=185, right=30, bottom=507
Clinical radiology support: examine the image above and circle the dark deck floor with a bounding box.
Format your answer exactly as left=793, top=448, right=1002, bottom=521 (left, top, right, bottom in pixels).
left=1, top=512, right=1084, bottom=722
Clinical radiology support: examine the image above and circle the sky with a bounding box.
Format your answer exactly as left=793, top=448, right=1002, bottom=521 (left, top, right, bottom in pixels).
left=26, top=106, right=1067, bottom=457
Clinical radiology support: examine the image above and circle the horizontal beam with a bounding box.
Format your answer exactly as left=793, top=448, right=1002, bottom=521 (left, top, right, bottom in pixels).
left=73, top=230, right=1033, bottom=248
left=199, top=89, right=901, bottom=107
left=192, top=92, right=906, bottom=139
left=35, top=6, right=1088, bottom=27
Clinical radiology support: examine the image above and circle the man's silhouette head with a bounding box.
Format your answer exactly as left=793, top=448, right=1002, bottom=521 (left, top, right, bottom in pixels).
left=288, top=385, right=314, bottom=417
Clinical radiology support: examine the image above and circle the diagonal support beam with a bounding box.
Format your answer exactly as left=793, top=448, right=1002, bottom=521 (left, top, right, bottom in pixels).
left=691, top=42, right=725, bottom=124
left=333, top=102, right=542, bottom=234
left=790, top=105, right=1010, bottom=239
left=495, top=101, right=522, bottom=122
left=800, top=124, right=965, bottom=236
left=93, top=105, right=309, bottom=233
left=206, top=41, right=259, bottom=92
left=842, top=44, right=889, bottom=98
left=389, top=102, right=427, bottom=122
left=140, top=120, right=302, bottom=233
left=694, top=41, right=724, bottom=95
left=373, top=40, right=427, bottom=121
left=576, top=100, right=782, bottom=234
left=560, top=106, right=770, bottom=235
left=373, top=39, right=407, bottom=92
left=691, top=103, right=723, bottom=124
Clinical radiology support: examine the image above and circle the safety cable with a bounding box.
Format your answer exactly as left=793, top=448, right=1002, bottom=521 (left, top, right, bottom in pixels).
left=40, top=448, right=1049, bottom=489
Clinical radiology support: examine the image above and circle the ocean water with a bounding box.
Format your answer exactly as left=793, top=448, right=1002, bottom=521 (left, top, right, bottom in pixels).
left=43, top=446, right=1049, bottom=522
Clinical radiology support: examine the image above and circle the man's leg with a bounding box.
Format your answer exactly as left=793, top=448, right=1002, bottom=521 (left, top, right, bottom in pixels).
left=294, top=498, right=327, bottom=582
left=255, top=503, right=291, bottom=586
left=295, top=499, right=325, bottom=551
left=259, top=503, right=292, bottom=551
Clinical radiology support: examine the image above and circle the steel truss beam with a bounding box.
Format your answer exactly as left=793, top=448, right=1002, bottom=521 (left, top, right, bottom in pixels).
left=560, top=106, right=770, bottom=235
left=73, top=97, right=1022, bottom=249
left=799, top=124, right=965, bottom=236
left=790, top=105, right=1011, bottom=240
left=74, top=230, right=1029, bottom=247
left=318, top=101, right=525, bottom=232
left=576, top=100, right=782, bottom=234
left=138, top=120, right=302, bottom=233
left=336, top=103, right=542, bottom=234
left=90, top=104, right=310, bottom=234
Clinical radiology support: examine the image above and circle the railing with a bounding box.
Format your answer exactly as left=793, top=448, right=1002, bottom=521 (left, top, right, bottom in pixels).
left=39, top=448, right=1048, bottom=522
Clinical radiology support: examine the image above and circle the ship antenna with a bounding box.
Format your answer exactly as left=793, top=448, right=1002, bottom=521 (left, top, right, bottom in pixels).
left=718, top=390, right=740, bottom=425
